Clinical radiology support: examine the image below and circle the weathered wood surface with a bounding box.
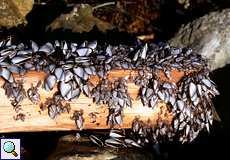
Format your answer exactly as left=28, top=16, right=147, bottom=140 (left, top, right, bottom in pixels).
left=0, top=70, right=186, bottom=133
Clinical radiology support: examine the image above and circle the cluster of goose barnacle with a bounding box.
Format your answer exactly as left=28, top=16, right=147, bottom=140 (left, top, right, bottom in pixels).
left=1, top=77, right=27, bottom=112
left=89, top=118, right=174, bottom=149
left=92, top=77, right=131, bottom=128
left=89, top=129, right=143, bottom=148
left=131, top=70, right=219, bottom=144
left=174, top=71, right=218, bottom=144
left=0, top=36, right=218, bottom=145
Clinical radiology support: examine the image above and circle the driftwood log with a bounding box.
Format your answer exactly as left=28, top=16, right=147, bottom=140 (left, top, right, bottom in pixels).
left=0, top=35, right=219, bottom=145
left=0, top=69, right=187, bottom=133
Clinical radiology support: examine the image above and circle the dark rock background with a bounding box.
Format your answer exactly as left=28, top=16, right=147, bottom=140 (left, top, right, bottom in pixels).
left=1, top=0, right=230, bottom=160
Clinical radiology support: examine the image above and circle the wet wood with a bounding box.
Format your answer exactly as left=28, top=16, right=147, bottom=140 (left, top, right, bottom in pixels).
left=0, top=70, right=187, bottom=133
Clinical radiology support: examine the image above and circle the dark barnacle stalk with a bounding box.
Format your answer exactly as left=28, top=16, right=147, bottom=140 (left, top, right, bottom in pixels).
left=71, top=109, right=85, bottom=130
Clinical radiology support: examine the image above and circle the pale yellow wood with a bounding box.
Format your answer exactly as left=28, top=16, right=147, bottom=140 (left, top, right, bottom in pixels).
left=0, top=69, right=186, bottom=133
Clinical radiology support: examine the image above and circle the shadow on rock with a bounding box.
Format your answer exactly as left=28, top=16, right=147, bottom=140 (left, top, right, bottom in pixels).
left=210, top=64, right=230, bottom=129
left=44, top=26, right=136, bottom=46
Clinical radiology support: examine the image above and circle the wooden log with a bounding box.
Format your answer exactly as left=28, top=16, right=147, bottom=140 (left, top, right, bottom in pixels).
left=0, top=70, right=186, bottom=133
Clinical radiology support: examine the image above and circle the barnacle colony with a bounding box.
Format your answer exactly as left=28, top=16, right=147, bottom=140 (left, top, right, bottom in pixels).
left=0, top=36, right=219, bottom=145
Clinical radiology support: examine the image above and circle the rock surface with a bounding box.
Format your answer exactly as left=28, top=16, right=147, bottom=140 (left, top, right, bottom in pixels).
left=46, top=4, right=122, bottom=34
left=0, top=0, right=34, bottom=29
left=12, top=0, right=34, bottom=18
left=45, top=134, right=154, bottom=160
left=169, top=8, right=230, bottom=70
left=21, top=146, right=32, bottom=160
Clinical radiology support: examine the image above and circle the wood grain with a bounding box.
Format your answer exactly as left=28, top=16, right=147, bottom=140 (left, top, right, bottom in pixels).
left=0, top=70, right=186, bottom=133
